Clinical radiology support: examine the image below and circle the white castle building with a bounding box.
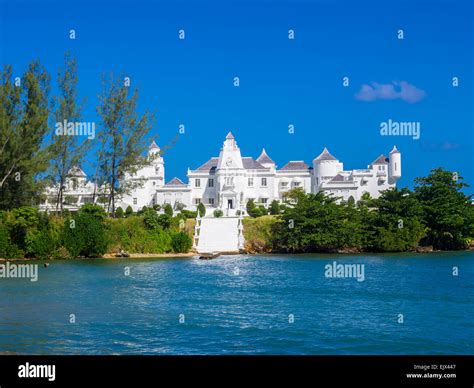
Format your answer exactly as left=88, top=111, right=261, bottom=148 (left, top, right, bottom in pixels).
left=41, top=132, right=401, bottom=214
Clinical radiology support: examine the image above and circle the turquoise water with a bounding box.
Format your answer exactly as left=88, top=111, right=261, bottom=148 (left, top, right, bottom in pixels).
left=0, top=252, right=473, bottom=355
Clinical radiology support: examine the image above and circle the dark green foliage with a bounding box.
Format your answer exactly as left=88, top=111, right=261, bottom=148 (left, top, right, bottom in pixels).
left=414, top=168, right=473, bottom=250
left=171, top=231, right=193, bottom=253
left=213, top=209, right=223, bottom=218
left=156, top=214, right=172, bottom=229
left=115, top=207, right=124, bottom=218
left=0, top=61, right=51, bottom=210
left=364, top=188, right=425, bottom=252
left=197, top=202, right=206, bottom=217
left=269, top=200, right=280, bottom=215
left=272, top=190, right=358, bottom=252
left=142, top=208, right=160, bottom=230
left=125, top=205, right=134, bottom=217
left=163, top=203, right=173, bottom=217
left=180, top=209, right=198, bottom=219
left=246, top=199, right=267, bottom=217
left=62, top=206, right=108, bottom=257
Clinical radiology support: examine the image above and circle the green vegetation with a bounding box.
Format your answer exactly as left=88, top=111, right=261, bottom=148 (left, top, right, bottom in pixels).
left=0, top=204, right=194, bottom=259
left=197, top=202, right=206, bottom=217
left=245, top=168, right=473, bottom=253
left=242, top=215, right=276, bottom=253
left=246, top=199, right=268, bottom=218
left=213, top=209, right=223, bottom=218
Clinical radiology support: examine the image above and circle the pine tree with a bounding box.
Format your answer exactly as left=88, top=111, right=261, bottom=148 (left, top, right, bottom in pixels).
left=48, top=52, right=89, bottom=212
left=97, top=74, right=155, bottom=216
left=0, top=61, right=50, bottom=209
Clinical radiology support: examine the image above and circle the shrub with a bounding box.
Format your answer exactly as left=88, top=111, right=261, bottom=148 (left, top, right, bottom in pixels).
left=171, top=232, right=193, bottom=253
left=180, top=210, right=198, bottom=219
left=63, top=211, right=108, bottom=257
left=164, top=203, right=173, bottom=217
left=213, top=209, right=223, bottom=218
left=157, top=214, right=172, bottom=229
left=143, top=208, right=160, bottom=230
left=269, top=200, right=280, bottom=215
left=125, top=206, right=134, bottom=217
left=115, top=207, right=124, bottom=218
left=197, top=202, right=206, bottom=217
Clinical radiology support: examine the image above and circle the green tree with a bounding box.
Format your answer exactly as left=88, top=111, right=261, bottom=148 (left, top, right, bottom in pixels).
left=367, top=188, right=425, bottom=252
left=213, top=209, right=223, bottom=218
left=63, top=206, right=108, bottom=257
left=163, top=203, right=173, bottom=217
left=197, top=202, right=206, bottom=217
left=273, top=190, right=353, bottom=252
left=115, top=207, right=124, bottom=218
left=125, top=205, right=134, bottom=217
left=171, top=231, right=192, bottom=253
left=97, top=74, right=155, bottom=216
left=0, top=61, right=51, bottom=209
left=47, top=52, right=89, bottom=213
left=269, top=200, right=280, bottom=215
left=414, top=168, right=473, bottom=250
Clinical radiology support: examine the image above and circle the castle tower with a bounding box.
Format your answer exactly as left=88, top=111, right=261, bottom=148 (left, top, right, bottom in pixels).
left=256, top=148, right=276, bottom=171
left=388, top=145, right=401, bottom=184
left=312, top=148, right=344, bottom=191
left=148, top=140, right=165, bottom=186
left=217, top=132, right=244, bottom=170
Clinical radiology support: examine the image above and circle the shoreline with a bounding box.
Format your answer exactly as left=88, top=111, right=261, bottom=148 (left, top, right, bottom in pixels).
left=1, top=248, right=473, bottom=262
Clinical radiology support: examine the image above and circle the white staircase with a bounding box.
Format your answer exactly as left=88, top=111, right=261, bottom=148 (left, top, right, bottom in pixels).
left=194, top=216, right=244, bottom=254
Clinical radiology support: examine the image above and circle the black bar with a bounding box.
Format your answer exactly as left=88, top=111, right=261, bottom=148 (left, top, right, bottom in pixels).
left=0, top=356, right=472, bottom=387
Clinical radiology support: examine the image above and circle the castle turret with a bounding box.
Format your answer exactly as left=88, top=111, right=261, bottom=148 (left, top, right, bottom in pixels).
left=148, top=140, right=164, bottom=185
left=256, top=148, right=276, bottom=170
left=216, top=132, right=244, bottom=169
left=388, top=145, right=401, bottom=183
left=312, top=148, right=343, bottom=179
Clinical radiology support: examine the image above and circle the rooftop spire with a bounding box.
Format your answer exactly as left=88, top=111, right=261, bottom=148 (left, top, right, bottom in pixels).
left=149, top=140, right=160, bottom=150
left=314, top=147, right=337, bottom=162
left=256, top=148, right=275, bottom=165
left=390, top=145, right=400, bottom=154
left=226, top=131, right=234, bottom=140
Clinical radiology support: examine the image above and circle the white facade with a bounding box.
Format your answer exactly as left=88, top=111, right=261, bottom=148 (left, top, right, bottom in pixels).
left=42, top=132, right=402, bottom=213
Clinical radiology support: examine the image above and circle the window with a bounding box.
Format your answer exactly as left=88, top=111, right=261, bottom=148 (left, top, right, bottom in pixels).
left=248, top=177, right=254, bottom=187
left=395, top=163, right=397, bottom=170
left=133, top=198, right=137, bottom=205
left=195, top=179, right=201, bottom=188
left=293, top=181, right=301, bottom=187
left=260, top=198, right=268, bottom=204
left=208, top=179, right=214, bottom=187
left=153, top=181, right=156, bottom=186
left=194, top=198, right=201, bottom=205
left=225, top=177, right=234, bottom=186
left=155, top=166, right=160, bottom=174
left=261, top=178, right=267, bottom=187
left=208, top=198, right=215, bottom=205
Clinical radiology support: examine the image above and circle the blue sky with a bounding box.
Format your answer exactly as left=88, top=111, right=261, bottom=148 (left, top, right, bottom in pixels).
left=1, top=0, right=473, bottom=189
